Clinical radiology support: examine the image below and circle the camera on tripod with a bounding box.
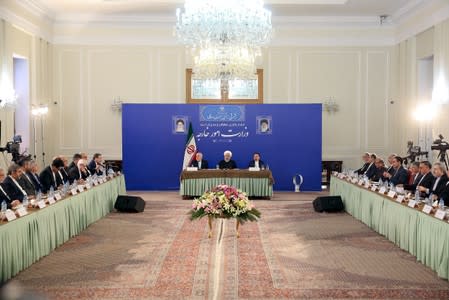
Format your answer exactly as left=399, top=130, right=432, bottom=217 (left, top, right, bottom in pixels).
left=0, top=135, right=30, bottom=163
left=403, top=141, right=428, bottom=165
left=431, top=134, right=449, bottom=169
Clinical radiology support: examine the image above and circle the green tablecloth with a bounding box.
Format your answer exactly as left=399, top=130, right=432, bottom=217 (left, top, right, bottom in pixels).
left=0, top=175, right=126, bottom=282
left=180, top=170, right=273, bottom=197
left=330, top=176, right=449, bottom=280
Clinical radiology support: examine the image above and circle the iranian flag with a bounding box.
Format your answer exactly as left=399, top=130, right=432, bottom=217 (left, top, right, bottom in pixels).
left=182, top=123, right=197, bottom=169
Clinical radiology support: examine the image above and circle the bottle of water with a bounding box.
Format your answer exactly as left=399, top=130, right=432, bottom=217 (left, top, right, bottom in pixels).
left=415, top=189, right=420, bottom=202
left=23, top=195, right=29, bottom=207
left=389, top=182, right=394, bottom=191
left=49, top=186, right=54, bottom=198
left=427, top=194, right=433, bottom=205
left=379, top=178, right=383, bottom=186
left=107, top=168, right=114, bottom=177
left=266, top=164, right=270, bottom=170
left=439, top=198, right=445, bottom=210
left=37, top=191, right=42, bottom=202
left=1, top=201, right=7, bottom=212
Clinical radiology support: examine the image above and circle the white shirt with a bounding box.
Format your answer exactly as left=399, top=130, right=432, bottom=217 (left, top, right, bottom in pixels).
left=198, top=161, right=202, bottom=169
left=255, top=160, right=260, bottom=168
left=432, top=176, right=441, bottom=192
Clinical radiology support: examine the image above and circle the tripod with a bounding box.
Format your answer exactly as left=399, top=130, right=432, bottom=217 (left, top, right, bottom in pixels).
left=437, top=150, right=449, bottom=170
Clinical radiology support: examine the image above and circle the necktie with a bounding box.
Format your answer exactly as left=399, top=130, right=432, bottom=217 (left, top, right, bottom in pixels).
left=432, top=177, right=440, bottom=191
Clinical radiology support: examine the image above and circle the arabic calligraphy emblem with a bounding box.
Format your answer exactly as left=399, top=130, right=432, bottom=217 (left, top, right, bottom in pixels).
left=199, top=105, right=245, bottom=122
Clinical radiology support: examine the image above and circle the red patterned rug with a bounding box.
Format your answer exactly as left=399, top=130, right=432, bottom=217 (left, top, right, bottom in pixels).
left=8, top=192, right=449, bottom=299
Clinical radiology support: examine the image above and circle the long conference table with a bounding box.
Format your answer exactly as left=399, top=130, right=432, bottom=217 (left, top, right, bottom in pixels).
left=330, top=175, right=449, bottom=280
left=180, top=169, right=274, bottom=198
left=0, top=175, right=126, bottom=282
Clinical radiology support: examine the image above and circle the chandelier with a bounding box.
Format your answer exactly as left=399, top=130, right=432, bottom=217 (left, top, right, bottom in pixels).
left=175, top=0, right=273, bottom=80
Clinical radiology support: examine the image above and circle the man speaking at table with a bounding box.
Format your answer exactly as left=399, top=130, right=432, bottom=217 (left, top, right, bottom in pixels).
left=219, top=150, right=237, bottom=169
left=190, top=152, right=208, bottom=169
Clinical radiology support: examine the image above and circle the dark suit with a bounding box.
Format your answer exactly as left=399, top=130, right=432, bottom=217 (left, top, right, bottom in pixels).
left=371, top=166, right=386, bottom=182
left=356, top=162, right=369, bottom=175
left=389, top=166, right=409, bottom=185
left=438, top=182, right=449, bottom=205
left=0, top=184, right=12, bottom=209
left=428, top=174, right=449, bottom=198
left=2, top=176, right=26, bottom=203
left=39, top=166, right=58, bottom=193
left=386, top=165, right=395, bottom=176
left=364, top=163, right=376, bottom=179
left=18, top=174, right=36, bottom=196
left=218, top=160, right=237, bottom=169
left=88, top=160, right=103, bottom=176
left=27, top=171, right=42, bottom=192
left=68, top=166, right=89, bottom=183
left=190, top=159, right=209, bottom=170
left=248, top=160, right=266, bottom=169
left=403, top=173, right=423, bottom=191
left=60, top=168, right=69, bottom=183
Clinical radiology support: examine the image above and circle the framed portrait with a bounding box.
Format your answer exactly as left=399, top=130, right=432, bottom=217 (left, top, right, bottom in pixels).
left=172, top=116, right=188, bottom=134
left=256, top=116, right=272, bottom=135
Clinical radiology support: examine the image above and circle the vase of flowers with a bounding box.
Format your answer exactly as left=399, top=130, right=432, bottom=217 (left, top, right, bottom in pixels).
left=189, top=184, right=261, bottom=238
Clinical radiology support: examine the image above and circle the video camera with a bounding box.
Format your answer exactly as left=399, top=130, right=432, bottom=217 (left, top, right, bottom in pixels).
left=431, top=134, right=449, bottom=151
left=403, top=141, right=428, bottom=165
left=0, top=135, right=31, bottom=163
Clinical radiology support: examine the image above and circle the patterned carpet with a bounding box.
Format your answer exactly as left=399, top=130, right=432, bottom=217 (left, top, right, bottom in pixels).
left=7, top=191, right=449, bottom=299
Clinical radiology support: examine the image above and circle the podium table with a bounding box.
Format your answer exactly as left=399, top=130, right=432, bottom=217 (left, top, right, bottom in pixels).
left=0, top=175, right=126, bottom=282
left=180, top=169, right=274, bottom=198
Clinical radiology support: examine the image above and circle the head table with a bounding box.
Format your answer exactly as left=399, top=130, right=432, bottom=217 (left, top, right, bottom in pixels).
left=180, top=169, right=274, bottom=198
left=0, top=175, right=126, bottom=283
left=330, top=175, right=449, bottom=280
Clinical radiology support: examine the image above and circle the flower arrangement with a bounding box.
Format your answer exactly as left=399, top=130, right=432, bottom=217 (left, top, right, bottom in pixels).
left=189, top=184, right=261, bottom=223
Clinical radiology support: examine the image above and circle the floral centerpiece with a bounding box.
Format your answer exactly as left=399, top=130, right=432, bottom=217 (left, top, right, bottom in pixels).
left=189, top=185, right=261, bottom=237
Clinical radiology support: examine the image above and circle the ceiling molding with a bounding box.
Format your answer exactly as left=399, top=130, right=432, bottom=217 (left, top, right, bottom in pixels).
left=15, top=0, right=55, bottom=20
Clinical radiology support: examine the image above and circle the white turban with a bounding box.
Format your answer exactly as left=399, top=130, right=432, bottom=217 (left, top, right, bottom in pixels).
left=224, top=150, right=232, bottom=157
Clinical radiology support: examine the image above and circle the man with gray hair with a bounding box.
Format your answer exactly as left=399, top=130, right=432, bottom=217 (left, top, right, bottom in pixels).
left=2, top=164, right=27, bottom=208
left=418, top=162, right=448, bottom=200
left=218, top=150, right=237, bottom=169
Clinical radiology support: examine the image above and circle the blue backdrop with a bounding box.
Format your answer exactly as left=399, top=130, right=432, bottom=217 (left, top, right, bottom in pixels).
left=122, top=104, right=322, bottom=191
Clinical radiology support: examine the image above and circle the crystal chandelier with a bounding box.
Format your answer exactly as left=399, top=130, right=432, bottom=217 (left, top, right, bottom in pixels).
left=175, top=0, right=273, bottom=80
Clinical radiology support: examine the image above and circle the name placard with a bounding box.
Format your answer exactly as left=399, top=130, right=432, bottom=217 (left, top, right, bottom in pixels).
left=37, top=200, right=46, bottom=209
left=408, top=200, right=417, bottom=208
left=364, top=182, right=370, bottom=188
left=17, top=207, right=28, bottom=217
left=396, top=195, right=405, bottom=203
left=357, top=179, right=364, bottom=186
left=422, top=205, right=433, bottom=214
left=5, top=210, right=16, bottom=221
left=371, top=186, right=377, bottom=192
left=379, top=187, right=387, bottom=194
left=47, top=197, right=56, bottom=205
left=338, top=174, right=345, bottom=179
left=85, top=184, right=92, bottom=190
left=186, top=167, right=198, bottom=171
left=387, top=191, right=396, bottom=198
left=352, top=178, right=358, bottom=184
left=78, top=185, right=84, bottom=193
left=435, top=209, right=446, bottom=220
left=71, top=188, right=78, bottom=195
left=55, top=193, right=62, bottom=201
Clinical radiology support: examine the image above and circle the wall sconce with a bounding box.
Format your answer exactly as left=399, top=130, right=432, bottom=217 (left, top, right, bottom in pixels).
left=31, top=104, right=49, bottom=116
left=111, top=97, right=123, bottom=112
left=323, top=97, right=339, bottom=114
left=0, top=86, right=18, bottom=108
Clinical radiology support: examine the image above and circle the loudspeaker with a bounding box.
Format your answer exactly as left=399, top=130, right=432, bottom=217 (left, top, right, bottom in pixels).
left=114, top=195, right=145, bottom=213
left=313, top=196, right=344, bottom=213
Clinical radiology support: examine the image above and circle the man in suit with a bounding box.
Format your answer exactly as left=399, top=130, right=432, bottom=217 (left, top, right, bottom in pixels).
left=68, top=153, right=82, bottom=170
left=0, top=167, right=13, bottom=208
left=190, top=152, right=208, bottom=170
left=2, top=164, right=28, bottom=208
left=0, top=167, right=6, bottom=183
left=406, top=162, right=420, bottom=185
left=248, top=152, right=266, bottom=169
left=418, top=162, right=448, bottom=200
left=364, top=153, right=377, bottom=179
left=385, top=153, right=398, bottom=176
left=370, top=158, right=387, bottom=182
left=218, top=150, right=237, bottom=169
left=39, top=158, right=65, bottom=193
left=17, top=158, right=37, bottom=196
left=27, top=160, right=43, bottom=193
left=68, top=159, right=89, bottom=183
left=88, top=153, right=104, bottom=176
left=355, top=152, right=370, bottom=175
left=58, top=155, right=70, bottom=183
left=382, top=156, right=408, bottom=185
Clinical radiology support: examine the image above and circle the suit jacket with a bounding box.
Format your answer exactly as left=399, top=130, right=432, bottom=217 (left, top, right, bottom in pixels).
left=356, top=162, right=369, bottom=175
left=389, top=166, right=409, bottom=185
left=39, top=166, right=59, bottom=193
left=218, top=160, right=237, bottom=170
left=364, top=163, right=376, bottom=179
left=2, top=176, right=26, bottom=203
left=428, top=174, right=449, bottom=197
left=190, top=159, right=209, bottom=170
left=403, top=173, right=423, bottom=191
left=0, top=184, right=12, bottom=209
left=370, top=166, right=386, bottom=182
left=18, top=174, right=36, bottom=196
left=438, top=182, right=449, bottom=205
left=88, top=160, right=103, bottom=176
left=68, top=166, right=89, bottom=183
left=248, top=160, right=266, bottom=169
left=60, top=168, right=69, bottom=183
left=27, top=171, right=43, bottom=192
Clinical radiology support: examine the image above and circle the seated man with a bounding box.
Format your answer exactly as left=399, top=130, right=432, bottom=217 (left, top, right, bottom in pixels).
left=385, top=153, right=398, bottom=176
left=58, top=155, right=70, bottom=183
left=28, top=160, right=43, bottom=192
left=355, top=152, right=370, bottom=175
left=2, top=164, right=27, bottom=208
left=17, top=158, right=37, bottom=196
left=370, top=158, right=386, bottom=182
left=68, top=153, right=82, bottom=170
left=88, top=153, right=104, bottom=176
left=382, top=156, right=408, bottom=185
left=364, top=153, right=377, bottom=179
left=39, top=158, right=65, bottom=193
left=190, top=152, right=208, bottom=169
left=218, top=150, right=237, bottom=169
left=68, top=159, right=90, bottom=183
left=404, top=161, right=433, bottom=194
left=248, top=152, right=266, bottom=169
left=418, top=162, right=448, bottom=200
left=407, top=162, right=420, bottom=185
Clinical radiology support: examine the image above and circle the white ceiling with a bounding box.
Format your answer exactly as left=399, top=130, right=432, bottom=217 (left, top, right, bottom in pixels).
left=32, top=0, right=415, bottom=19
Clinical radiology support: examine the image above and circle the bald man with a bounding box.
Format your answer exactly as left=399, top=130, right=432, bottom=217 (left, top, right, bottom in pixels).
left=218, top=150, right=237, bottom=169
